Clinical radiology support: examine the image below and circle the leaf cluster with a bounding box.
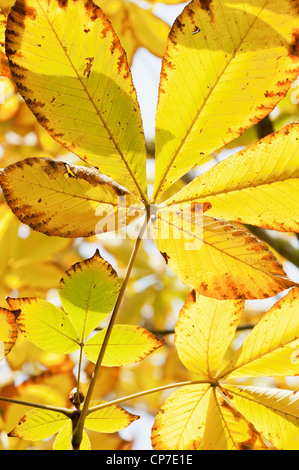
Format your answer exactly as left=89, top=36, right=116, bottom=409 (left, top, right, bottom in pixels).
left=0, top=0, right=299, bottom=451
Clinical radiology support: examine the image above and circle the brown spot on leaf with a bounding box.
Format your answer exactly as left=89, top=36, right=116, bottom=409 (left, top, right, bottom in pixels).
left=117, top=50, right=128, bottom=75
left=57, top=0, right=68, bottom=8
left=289, top=29, right=299, bottom=57
left=189, top=289, right=197, bottom=303
left=83, top=56, right=94, bottom=78
left=160, top=251, right=170, bottom=264
left=175, top=18, right=185, bottom=32
left=84, top=0, right=102, bottom=22
left=13, top=1, right=37, bottom=21
left=199, top=0, right=213, bottom=12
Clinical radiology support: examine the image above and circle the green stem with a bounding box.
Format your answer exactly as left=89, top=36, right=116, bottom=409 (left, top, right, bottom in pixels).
left=86, top=379, right=211, bottom=415
left=71, top=207, right=151, bottom=449
left=0, top=396, right=73, bottom=418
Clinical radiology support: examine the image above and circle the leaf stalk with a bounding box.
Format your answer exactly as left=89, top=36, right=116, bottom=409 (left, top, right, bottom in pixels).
left=71, top=205, right=151, bottom=449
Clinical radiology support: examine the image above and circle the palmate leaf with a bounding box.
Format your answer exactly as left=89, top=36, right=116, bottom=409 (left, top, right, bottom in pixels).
left=5, top=0, right=147, bottom=201
left=152, top=0, right=299, bottom=201
left=163, top=123, right=299, bottom=232
left=1, top=0, right=297, bottom=302
left=151, top=287, right=299, bottom=450
left=7, top=252, right=163, bottom=366
left=0, top=307, right=18, bottom=361
left=151, top=384, right=267, bottom=450
left=0, top=157, right=143, bottom=238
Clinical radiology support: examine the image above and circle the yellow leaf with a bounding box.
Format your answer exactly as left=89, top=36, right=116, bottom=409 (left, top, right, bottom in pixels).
left=223, top=385, right=299, bottom=450
left=85, top=400, right=139, bottom=433
left=164, top=123, right=299, bottom=232
left=7, top=297, right=80, bottom=354
left=220, top=287, right=299, bottom=379
left=0, top=1, right=15, bottom=12
left=8, top=408, right=68, bottom=441
left=1, top=371, right=76, bottom=434
left=152, top=209, right=295, bottom=299
left=0, top=77, right=19, bottom=121
left=59, top=250, right=120, bottom=339
left=126, top=2, right=170, bottom=58
left=202, top=387, right=267, bottom=450
left=152, top=0, right=299, bottom=201
left=152, top=288, right=299, bottom=450
left=6, top=0, right=148, bottom=201
left=151, top=384, right=212, bottom=450
left=0, top=157, right=142, bottom=238
left=94, top=0, right=138, bottom=66
left=53, top=422, right=91, bottom=450
left=84, top=324, right=164, bottom=366
left=0, top=307, right=17, bottom=360
left=175, top=290, right=244, bottom=380
left=0, top=10, right=11, bottom=78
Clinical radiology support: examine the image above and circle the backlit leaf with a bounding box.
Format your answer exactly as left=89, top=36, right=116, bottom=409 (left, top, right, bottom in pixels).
left=0, top=157, right=142, bottom=238
left=6, top=0, right=148, bottom=201
left=164, top=123, right=299, bottom=232
left=95, top=0, right=170, bottom=63
left=59, top=250, right=120, bottom=339
left=220, top=287, right=299, bottom=379
left=126, top=2, right=170, bottom=58
left=152, top=288, right=299, bottom=450
left=0, top=11, right=11, bottom=78
left=151, top=384, right=212, bottom=450
left=0, top=307, right=17, bottom=360
left=175, top=290, right=244, bottom=379
left=7, top=297, right=80, bottom=354
left=84, top=324, right=164, bottom=366
left=8, top=408, right=68, bottom=441
left=223, top=385, right=299, bottom=450
left=152, top=0, right=299, bottom=201
left=152, top=210, right=295, bottom=299
left=53, top=422, right=91, bottom=450
left=85, top=400, right=139, bottom=433
left=202, top=388, right=267, bottom=450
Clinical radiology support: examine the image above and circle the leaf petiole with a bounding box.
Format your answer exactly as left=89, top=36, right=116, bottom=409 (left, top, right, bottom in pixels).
left=71, top=205, right=151, bottom=449
left=86, top=379, right=211, bottom=415
left=0, top=395, right=74, bottom=418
